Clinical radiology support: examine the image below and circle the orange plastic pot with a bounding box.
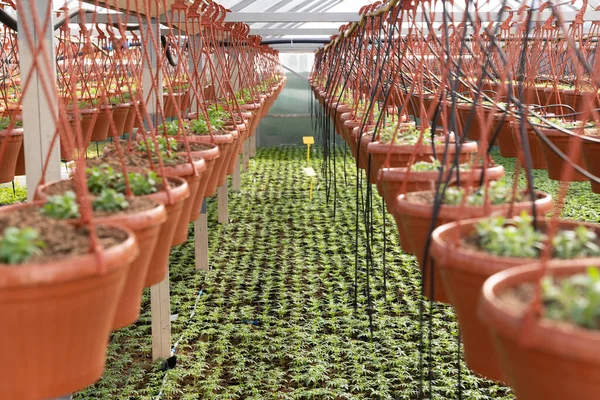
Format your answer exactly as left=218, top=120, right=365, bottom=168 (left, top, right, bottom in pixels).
left=581, top=136, right=600, bottom=193
left=0, top=203, right=138, bottom=400
left=90, top=106, right=111, bottom=142
left=109, top=103, right=131, bottom=137
left=494, top=113, right=518, bottom=158
left=397, top=189, right=549, bottom=304
left=512, top=121, right=547, bottom=170
left=185, top=132, right=234, bottom=194
left=97, top=201, right=167, bottom=329
left=179, top=143, right=220, bottom=221
left=366, top=137, right=479, bottom=185
left=479, top=260, right=600, bottom=400
left=163, top=157, right=206, bottom=246
left=143, top=176, right=190, bottom=286
left=124, top=101, right=141, bottom=135
left=430, top=217, right=594, bottom=382
left=456, top=103, right=500, bottom=143
left=0, top=128, right=23, bottom=184
left=538, top=128, right=587, bottom=181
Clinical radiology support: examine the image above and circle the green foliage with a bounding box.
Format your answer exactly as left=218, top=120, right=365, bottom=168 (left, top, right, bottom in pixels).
left=93, top=189, right=129, bottom=212
left=158, top=120, right=188, bottom=136
left=0, top=116, right=23, bottom=130
left=128, top=170, right=159, bottom=196
left=475, top=212, right=544, bottom=258
left=543, top=267, right=600, bottom=330
left=0, top=227, right=45, bottom=264
left=475, top=212, right=600, bottom=259
left=41, top=191, right=80, bottom=219
left=86, top=164, right=158, bottom=196
left=86, top=164, right=124, bottom=195
left=138, top=136, right=178, bottom=162
left=443, top=181, right=522, bottom=206
left=0, top=185, right=27, bottom=205
left=409, top=159, right=441, bottom=172
left=379, top=124, right=435, bottom=145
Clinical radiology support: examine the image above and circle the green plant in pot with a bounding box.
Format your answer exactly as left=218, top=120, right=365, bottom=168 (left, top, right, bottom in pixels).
left=480, top=259, right=600, bottom=400
left=429, top=211, right=600, bottom=382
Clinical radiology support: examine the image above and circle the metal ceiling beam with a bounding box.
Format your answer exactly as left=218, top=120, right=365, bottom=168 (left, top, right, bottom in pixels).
left=265, top=0, right=294, bottom=12
left=252, top=28, right=338, bottom=36
left=225, top=12, right=361, bottom=23
left=229, top=0, right=259, bottom=12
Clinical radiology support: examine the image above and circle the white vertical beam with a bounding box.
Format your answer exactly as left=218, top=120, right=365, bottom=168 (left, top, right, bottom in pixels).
left=18, top=0, right=60, bottom=201
left=194, top=201, right=209, bottom=271
left=218, top=184, right=229, bottom=224
left=232, top=156, right=241, bottom=192
left=142, top=19, right=170, bottom=361
left=188, top=34, right=201, bottom=113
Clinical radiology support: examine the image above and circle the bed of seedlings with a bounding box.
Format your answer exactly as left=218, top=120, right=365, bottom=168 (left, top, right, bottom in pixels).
left=73, top=147, right=597, bottom=400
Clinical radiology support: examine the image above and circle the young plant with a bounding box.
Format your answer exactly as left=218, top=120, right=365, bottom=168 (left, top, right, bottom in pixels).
left=0, top=227, right=46, bottom=264
left=41, top=191, right=80, bottom=220
left=86, top=164, right=124, bottom=195
left=158, top=120, right=188, bottom=136
left=474, top=212, right=600, bottom=259
left=409, top=159, right=441, bottom=172
left=0, top=116, right=23, bottom=130
left=443, top=181, right=522, bottom=206
left=542, top=267, right=600, bottom=330
left=93, top=189, right=129, bottom=212
left=138, top=136, right=178, bottom=163
left=128, top=170, right=159, bottom=196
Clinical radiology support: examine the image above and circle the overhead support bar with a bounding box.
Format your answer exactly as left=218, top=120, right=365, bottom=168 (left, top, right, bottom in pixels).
left=225, top=12, right=361, bottom=23
left=252, top=28, right=339, bottom=36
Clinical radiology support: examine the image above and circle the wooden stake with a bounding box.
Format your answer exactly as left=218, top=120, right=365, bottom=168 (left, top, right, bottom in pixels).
left=151, top=271, right=171, bottom=360
left=194, top=200, right=209, bottom=271
left=218, top=184, right=229, bottom=224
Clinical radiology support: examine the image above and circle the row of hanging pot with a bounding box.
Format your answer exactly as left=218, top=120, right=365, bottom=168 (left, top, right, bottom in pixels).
left=0, top=0, right=287, bottom=397
left=308, top=1, right=600, bottom=399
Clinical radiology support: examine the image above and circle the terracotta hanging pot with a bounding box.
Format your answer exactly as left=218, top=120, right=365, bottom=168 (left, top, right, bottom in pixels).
left=581, top=135, right=600, bottom=193
left=397, top=189, right=550, bottom=304
left=0, top=202, right=138, bottom=399
left=430, top=218, right=598, bottom=382
left=163, top=156, right=207, bottom=246
left=512, top=121, right=547, bottom=170
left=97, top=201, right=167, bottom=329
left=494, top=113, right=518, bottom=158
left=0, top=128, right=23, bottom=184
left=456, top=103, right=500, bottom=143
left=538, top=128, right=588, bottom=181
left=176, top=142, right=220, bottom=221
left=366, top=133, right=479, bottom=185
left=479, top=260, right=600, bottom=400
left=124, top=101, right=141, bottom=135
left=185, top=131, right=235, bottom=192
left=109, top=103, right=132, bottom=137
left=90, top=106, right=111, bottom=142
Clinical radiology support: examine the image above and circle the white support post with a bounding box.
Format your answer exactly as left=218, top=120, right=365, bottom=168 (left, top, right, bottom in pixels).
left=150, top=272, right=171, bottom=361
left=194, top=200, right=209, bottom=271
left=218, top=184, right=229, bottom=224
left=190, top=34, right=209, bottom=271
left=250, top=126, right=258, bottom=157
left=142, top=20, right=170, bottom=361
left=242, top=140, right=250, bottom=171
left=232, top=155, right=241, bottom=192
left=18, top=0, right=60, bottom=201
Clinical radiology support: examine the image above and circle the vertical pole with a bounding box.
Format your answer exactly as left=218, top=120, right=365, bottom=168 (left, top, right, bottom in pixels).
left=251, top=126, right=258, bottom=157
left=232, top=156, right=241, bottom=192
left=190, top=34, right=209, bottom=271
left=218, top=184, right=229, bottom=224
left=242, top=139, right=250, bottom=171
left=142, top=19, right=170, bottom=361
left=194, top=199, right=209, bottom=271
left=18, top=0, right=60, bottom=201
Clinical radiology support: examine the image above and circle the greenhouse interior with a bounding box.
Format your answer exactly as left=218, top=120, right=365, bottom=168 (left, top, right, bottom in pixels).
left=1, top=0, right=600, bottom=399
